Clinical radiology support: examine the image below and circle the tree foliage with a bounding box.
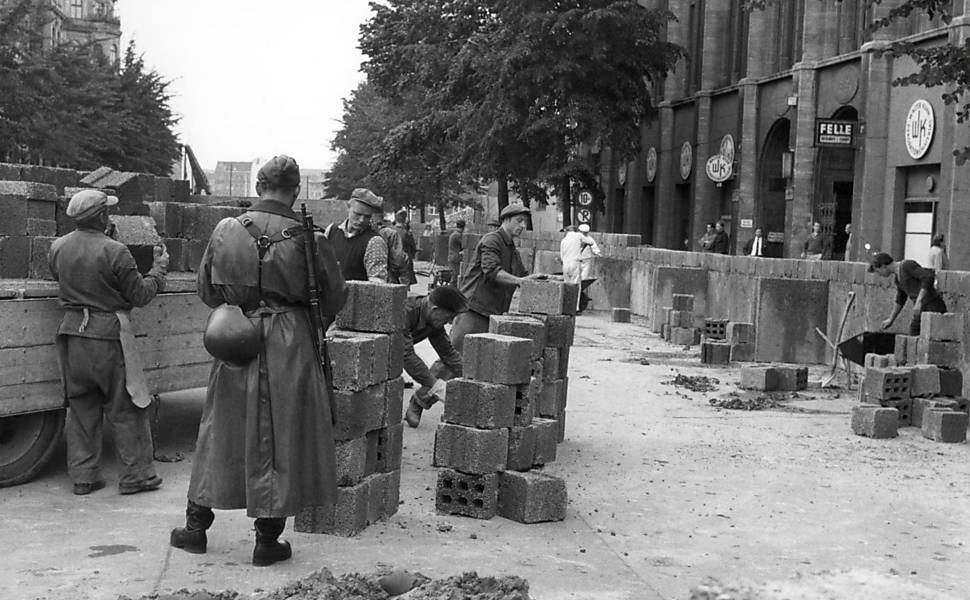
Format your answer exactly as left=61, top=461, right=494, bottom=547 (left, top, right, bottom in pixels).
left=359, top=0, right=683, bottom=210
left=0, top=1, right=179, bottom=174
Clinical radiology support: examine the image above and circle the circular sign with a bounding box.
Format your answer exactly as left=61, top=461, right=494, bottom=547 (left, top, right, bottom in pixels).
left=720, top=134, right=735, bottom=164
left=576, top=208, right=592, bottom=224
left=905, top=99, right=934, bottom=159
left=645, top=147, right=657, bottom=183
left=705, top=155, right=733, bottom=183
left=617, top=162, right=627, bottom=186
left=577, top=191, right=593, bottom=206
left=680, top=142, right=693, bottom=180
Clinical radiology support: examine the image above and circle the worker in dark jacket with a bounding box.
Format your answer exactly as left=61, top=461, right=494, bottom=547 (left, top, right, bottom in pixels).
left=870, top=252, right=947, bottom=336
left=324, top=188, right=387, bottom=282
left=401, top=286, right=467, bottom=428
left=49, top=189, right=168, bottom=496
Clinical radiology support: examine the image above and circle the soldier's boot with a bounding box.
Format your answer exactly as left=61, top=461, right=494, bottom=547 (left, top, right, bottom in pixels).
left=170, top=500, right=213, bottom=554
left=252, top=517, right=291, bottom=567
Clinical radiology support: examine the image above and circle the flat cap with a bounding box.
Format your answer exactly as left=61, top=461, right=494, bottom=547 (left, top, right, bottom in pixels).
left=66, top=189, right=118, bottom=219
left=257, top=155, right=301, bottom=188
left=578, top=223, right=591, bottom=233
left=499, top=203, right=531, bottom=220
left=350, top=188, right=383, bottom=211
left=868, top=252, right=894, bottom=273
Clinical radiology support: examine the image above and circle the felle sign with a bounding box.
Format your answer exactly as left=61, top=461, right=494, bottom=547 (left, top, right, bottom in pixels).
left=815, top=119, right=856, bottom=147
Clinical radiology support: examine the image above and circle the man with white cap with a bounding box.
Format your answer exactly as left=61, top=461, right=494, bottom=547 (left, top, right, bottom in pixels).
left=325, top=188, right=388, bottom=282
left=560, top=224, right=600, bottom=285
left=49, top=189, right=169, bottom=496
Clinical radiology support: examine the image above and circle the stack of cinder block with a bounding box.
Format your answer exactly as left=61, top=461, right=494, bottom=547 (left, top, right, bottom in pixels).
left=738, top=365, right=808, bottom=392
left=0, top=181, right=59, bottom=279
left=855, top=312, right=968, bottom=442
left=661, top=294, right=701, bottom=346
left=295, top=281, right=407, bottom=536
left=702, top=321, right=755, bottom=365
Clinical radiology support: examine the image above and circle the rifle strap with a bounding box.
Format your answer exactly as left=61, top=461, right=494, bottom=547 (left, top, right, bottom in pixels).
left=237, top=215, right=303, bottom=294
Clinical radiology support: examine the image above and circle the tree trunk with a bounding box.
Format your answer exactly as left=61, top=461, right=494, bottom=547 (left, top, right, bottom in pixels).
left=436, top=177, right=447, bottom=231
left=497, top=177, right=509, bottom=214
left=561, top=174, right=572, bottom=228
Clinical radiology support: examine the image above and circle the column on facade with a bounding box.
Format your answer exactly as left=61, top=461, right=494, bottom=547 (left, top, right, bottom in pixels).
left=787, top=61, right=819, bottom=258
left=943, top=14, right=970, bottom=268
left=692, top=93, right=716, bottom=247
left=655, top=102, right=678, bottom=249
left=800, top=0, right=831, bottom=62
left=737, top=79, right=759, bottom=241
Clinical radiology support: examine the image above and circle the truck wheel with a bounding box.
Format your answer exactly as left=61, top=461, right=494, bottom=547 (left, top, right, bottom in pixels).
left=0, top=410, right=65, bottom=488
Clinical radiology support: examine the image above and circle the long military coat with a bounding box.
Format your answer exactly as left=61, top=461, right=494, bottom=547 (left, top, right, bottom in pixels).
left=189, top=199, right=346, bottom=518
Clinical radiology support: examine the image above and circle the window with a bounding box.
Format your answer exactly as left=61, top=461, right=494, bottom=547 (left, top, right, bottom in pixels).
left=686, top=0, right=704, bottom=93
left=69, top=0, right=83, bottom=18
left=726, top=0, right=748, bottom=82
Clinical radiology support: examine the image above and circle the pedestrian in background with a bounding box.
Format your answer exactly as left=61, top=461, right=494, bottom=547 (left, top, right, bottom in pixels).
left=698, top=222, right=716, bottom=252
left=743, top=227, right=765, bottom=257
left=395, top=209, right=417, bottom=287
left=49, top=189, right=169, bottom=496
left=711, top=221, right=730, bottom=254
left=170, top=155, right=346, bottom=567
left=447, top=219, right=465, bottom=286
left=927, top=234, right=949, bottom=271
left=801, top=222, right=831, bottom=260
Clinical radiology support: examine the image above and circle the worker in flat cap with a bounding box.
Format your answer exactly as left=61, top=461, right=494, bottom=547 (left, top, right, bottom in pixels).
left=324, top=188, right=389, bottom=282
left=402, top=286, right=468, bottom=427
left=49, top=189, right=169, bottom=497
left=869, top=252, right=947, bottom=336
left=171, top=154, right=347, bottom=567
left=426, top=204, right=540, bottom=386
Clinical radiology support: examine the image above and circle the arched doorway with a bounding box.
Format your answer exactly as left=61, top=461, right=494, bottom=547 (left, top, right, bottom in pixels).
left=757, top=118, right=791, bottom=257
left=815, top=106, right=858, bottom=259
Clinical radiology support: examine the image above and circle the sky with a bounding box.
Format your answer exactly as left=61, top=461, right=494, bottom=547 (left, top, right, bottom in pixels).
left=114, top=1, right=373, bottom=171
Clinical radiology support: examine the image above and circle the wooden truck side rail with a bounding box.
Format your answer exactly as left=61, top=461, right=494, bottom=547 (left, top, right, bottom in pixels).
left=0, top=275, right=212, bottom=486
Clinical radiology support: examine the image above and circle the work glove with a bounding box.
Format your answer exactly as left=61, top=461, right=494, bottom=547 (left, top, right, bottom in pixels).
left=153, top=243, right=170, bottom=272
left=430, top=378, right=448, bottom=400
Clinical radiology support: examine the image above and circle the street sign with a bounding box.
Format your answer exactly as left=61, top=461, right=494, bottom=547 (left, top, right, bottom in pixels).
left=576, top=208, right=592, bottom=223
left=815, top=119, right=856, bottom=147
left=577, top=191, right=593, bottom=206
left=705, top=154, right=732, bottom=183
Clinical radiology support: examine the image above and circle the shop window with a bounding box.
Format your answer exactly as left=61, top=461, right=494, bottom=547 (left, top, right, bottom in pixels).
left=903, top=201, right=935, bottom=265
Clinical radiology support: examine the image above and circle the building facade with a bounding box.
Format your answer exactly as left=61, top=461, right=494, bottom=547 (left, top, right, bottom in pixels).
left=599, top=0, right=969, bottom=267
left=1, top=0, right=121, bottom=61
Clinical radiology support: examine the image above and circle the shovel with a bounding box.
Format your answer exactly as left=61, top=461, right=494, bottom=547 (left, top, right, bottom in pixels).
left=821, top=291, right=856, bottom=388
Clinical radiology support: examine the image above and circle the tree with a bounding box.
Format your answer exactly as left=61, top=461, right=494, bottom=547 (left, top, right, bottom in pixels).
left=0, top=3, right=179, bottom=174
left=359, top=0, right=683, bottom=214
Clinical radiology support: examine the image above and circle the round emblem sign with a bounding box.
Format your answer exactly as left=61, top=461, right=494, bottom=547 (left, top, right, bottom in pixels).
left=905, top=99, right=934, bottom=159
left=576, top=208, right=592, bottom=224
left=617, top=162, right=627, bottom=186
left=705, top=155, right=732, bottom=183
left=645, top=147, right=657, bottom=183
left=680, top=142, right=693, bottom=180
left=720, top=134, right=735, bottom=164
left=577, top=191, right=593, bottom=206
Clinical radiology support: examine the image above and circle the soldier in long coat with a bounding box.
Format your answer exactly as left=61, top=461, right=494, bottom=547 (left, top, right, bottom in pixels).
left=170, top=155, right=346, bottom=566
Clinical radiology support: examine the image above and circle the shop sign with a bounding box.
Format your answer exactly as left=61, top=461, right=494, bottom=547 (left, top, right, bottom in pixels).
left=905, top=99, right=934, bottom=159
left=740, top=218, right=753, bottom=229
left=815, top=119, right=856, bottom=147
left=645, top=147, right=657, bottom=183
left=766, top=231, right=785, bottom=243
left=680, top=142, right=693, bottom=180
left=705, top=154, right=733, bottom=184
left=720, top=134, right=735, bottom=164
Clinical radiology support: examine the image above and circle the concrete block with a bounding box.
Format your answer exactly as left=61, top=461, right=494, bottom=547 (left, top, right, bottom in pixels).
left=661, top=323, right=671, bottom=341
left=556, top=409, right=566, bottom=443
left=612, top=308, right=631, bottom=322
left=109, top=215, right=161, bottom=245
left=0, top=180, right=57, bottom=200
left=915, top=338, right=963, bottom=369
left=651, top=267, right=708, bottom=333
left=329, top=330, right=390, bottom=391
left=730, top=343, right=755, bottom=362
left=667, top=310, right=689, bottom=327
left=894, top=334, right=910, bottom=366
left=517, top=279, right=579, bottom=316
left=671, top=327, right=697, bottom=347
left=739, top=366, right=779, bottom=391
left=435, top=468, right=499, bottom=520
left=671, top=293, right=694, bottom=312
left=335, top=437, right=369, bottom=486
left=862, top=368, right=910, bottom=400
left=331, top=382, right=385, bottom=441
left=851, top=405, right=899, bottom=439
left=335, top=281, right=407, bottom=333
left=541, top=347, right=561, bottom=382
left=387, top=332, right=404, bottom=379
left=462, top=333, right=534, bottom=384
left=703, top=319, right=728, bottom=340
left=532, top=417, right=558, bottom=466
left=366, top=471, right=387, bottom=525
left=383, top=376, right=404, bottom=427
left=556, top=346, right=570, bottom=377
left=147, top=201, right=184, bottom=237
left=775, top=366, right=808, bottom=391
left=497, top=470, right=567, bottom=523
left=880, top=398, right=913, bottom=427
left=726, top=322, right=754, bottom=345
left=939, top=368, right=963, bottom=396
left=369, top=423, right=404, bottom=473
left=912, top=397, right=968, bottom=428
left=701, top=340, right=731, bottom=364
left=517, top=313, right=574, bottom=348
left=921, top=409, right=969, bottom=443
left=506, top=425, right=537, bottom=471
left=906, top=334, right=921, bottom=366
left=754, top=278, right=829, bottom=364
left=25, top=217, right=55, bottom=237
left=162, top=238, right=192, bottom=272
left=920, top=312, right=964, bottom=342
left=489, top=314, right=547, bottom=359
left=433, top=423, right=509, bottom=474
left=909, top=365, right=941, bottom=398
left=512, top=378, right=540, bottom=426
left=0, top=235, right=29, bottom=278
left=27, top=236, right=55, bottom=279
left=383, top=469, right=401, bottom=518
left=537, top=378, right=567, bottom=417
left=443, top=378, right=516, bottom=429
left=294, top=479, right=370, bottom=536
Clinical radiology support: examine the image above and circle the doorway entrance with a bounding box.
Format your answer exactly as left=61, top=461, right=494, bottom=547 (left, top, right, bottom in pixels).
left=758, top=118, right=791, bottom=257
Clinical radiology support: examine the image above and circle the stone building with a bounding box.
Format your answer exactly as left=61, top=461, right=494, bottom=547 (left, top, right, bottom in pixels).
left=599, top=0, right=967, bottom=267
left=1, top=0, right=121, bottom=62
